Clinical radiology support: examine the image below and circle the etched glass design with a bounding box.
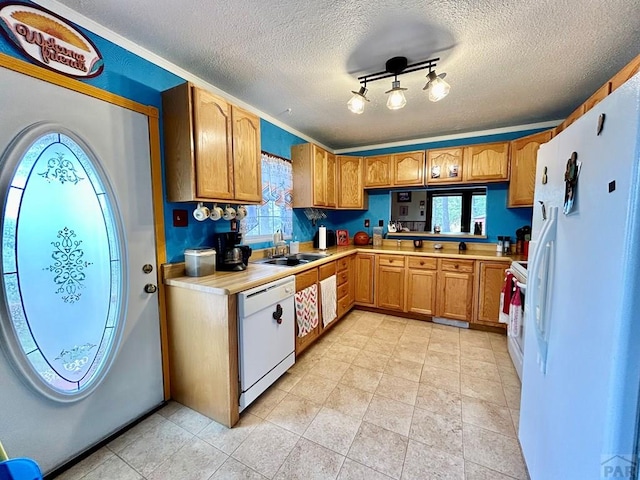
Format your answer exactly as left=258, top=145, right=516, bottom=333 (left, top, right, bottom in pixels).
left=1, top=131, right=124, bottom=397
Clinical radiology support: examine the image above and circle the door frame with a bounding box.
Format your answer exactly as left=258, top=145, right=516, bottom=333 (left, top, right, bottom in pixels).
left=0, top=52, right=171, bottom=399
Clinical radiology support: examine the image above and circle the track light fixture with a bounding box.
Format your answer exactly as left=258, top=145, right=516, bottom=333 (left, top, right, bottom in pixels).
left=347, top=85, right=369, bottom=114
left=385, top=78, right=407, bottom=110
left=347, top=56, right=450, bottom=113
left=423, top=70, right=451, bottom=102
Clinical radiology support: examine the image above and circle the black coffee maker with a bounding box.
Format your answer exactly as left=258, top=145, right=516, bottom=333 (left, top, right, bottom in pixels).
left=213, top=232, right=252, bottom=271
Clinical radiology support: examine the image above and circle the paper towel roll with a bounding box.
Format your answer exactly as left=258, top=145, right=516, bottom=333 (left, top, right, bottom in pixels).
left=318, top=225, right=327, bottom=250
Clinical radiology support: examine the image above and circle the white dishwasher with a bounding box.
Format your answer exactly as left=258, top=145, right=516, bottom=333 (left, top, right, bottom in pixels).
left=238, top=275, right=296, bottom=411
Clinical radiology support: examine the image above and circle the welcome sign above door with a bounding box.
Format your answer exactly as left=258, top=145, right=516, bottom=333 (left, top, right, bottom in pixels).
left=0, top=2, right=103, bottom=78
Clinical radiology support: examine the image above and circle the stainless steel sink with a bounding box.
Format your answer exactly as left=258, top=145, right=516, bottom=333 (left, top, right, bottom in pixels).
left=253, top=252, right=331, bottom=267
left=291, top=252, right=331, bottom=261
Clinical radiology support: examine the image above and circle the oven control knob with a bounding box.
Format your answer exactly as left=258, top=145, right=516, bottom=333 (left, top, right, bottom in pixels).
left=273, top=304, right=283, bottom=324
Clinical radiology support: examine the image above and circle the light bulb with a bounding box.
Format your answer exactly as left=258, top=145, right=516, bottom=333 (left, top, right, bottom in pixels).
left=385, top=80, right=407, bottom=110
left=347, top=86, right=369, bottom=114
left=424, top=71, right=450, bottom=102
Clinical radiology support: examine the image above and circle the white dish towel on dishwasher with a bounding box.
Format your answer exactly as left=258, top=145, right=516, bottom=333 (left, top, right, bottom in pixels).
left=320, top=274, right=337, bottom=328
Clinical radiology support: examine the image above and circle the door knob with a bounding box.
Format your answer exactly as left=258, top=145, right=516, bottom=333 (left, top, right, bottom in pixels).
left=144, top=283, right=157, bottom=294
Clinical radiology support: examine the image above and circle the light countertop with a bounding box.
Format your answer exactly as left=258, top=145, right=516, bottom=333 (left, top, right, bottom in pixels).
left=164, top=244, right=523, bottom=296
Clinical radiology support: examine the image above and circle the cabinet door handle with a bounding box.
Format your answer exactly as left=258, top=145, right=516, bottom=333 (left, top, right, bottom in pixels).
left=454, top=264, right=459, bottom=269
left=420, top=261, right=424, bottom=266
left=273, top=304, right=283, bottom=324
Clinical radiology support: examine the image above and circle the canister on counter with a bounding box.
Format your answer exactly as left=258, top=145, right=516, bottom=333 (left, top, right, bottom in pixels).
left=372, top=226, right=383, bottom=246
left=184, top=247, right=216, bottom=276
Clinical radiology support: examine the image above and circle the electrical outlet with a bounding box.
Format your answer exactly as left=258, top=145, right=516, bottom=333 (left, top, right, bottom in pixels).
left=364, top=219, right=370, bottom=227
left=173, top=209, right=188, bottom=227
left=378, top=219, right=384, bottom=227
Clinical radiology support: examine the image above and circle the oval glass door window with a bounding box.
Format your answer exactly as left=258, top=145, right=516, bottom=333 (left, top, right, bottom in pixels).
left=0, top=125, right=126, bottom=401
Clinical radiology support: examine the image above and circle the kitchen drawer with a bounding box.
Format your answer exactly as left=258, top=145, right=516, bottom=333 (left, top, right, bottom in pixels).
left=337, top=294, right=350, bottom=318
left=336, top=270, right=349, bottom=286
left=336, top=256, right=350, bottom=272
left=337, top=282, right=349, bottom=299
left=319, top=261, right=336, bottom=281
left=378, top=255, right=406, bottom=267
left=440, top=259, right=474, bottom=273
left=407, top=256, right=437, bottom=270
left=296, top=268, right=318, bottom=291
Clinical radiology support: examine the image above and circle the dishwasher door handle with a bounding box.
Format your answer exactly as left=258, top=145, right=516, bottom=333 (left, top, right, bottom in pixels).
left=272, top=304, right=283, bottom=324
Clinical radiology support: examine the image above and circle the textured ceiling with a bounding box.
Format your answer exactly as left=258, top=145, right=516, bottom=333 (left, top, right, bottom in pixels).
left=47, top=0, right=640, bottom=149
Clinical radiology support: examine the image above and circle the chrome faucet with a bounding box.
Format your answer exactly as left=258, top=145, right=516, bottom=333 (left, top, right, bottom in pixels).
left=270, top=242, right=289, bottom=258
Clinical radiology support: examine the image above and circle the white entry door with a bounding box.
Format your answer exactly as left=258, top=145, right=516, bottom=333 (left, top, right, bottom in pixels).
left=0, top=66, right=163, bottom=474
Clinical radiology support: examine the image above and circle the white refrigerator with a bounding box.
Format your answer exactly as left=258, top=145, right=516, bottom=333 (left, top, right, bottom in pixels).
left=519, top=71, right=640, bottom=479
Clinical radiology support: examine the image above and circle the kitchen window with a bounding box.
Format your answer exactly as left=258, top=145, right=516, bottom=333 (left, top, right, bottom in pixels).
left=426, top=187, right=486, bottom=234
left=240, top=152, right=293, bottom=243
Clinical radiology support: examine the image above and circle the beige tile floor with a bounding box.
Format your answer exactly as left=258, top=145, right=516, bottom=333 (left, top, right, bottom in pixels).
left=55, top=311, right=529, bottom=480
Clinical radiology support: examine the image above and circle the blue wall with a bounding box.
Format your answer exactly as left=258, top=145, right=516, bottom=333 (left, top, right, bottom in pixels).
left=325, top=129, right=543, bottom=243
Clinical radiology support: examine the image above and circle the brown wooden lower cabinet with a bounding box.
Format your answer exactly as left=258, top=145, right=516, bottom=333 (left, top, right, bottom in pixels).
left=475, top=261, right=508, bottom=326
left=347, top=255, right=356, bottom=307
left=336, top=256, right=351, bottom=320
left=404, top=256, right=437, bottom=316
left=376, top=264, right=405, bottom=311
left=375, top=255, right=406, bottom=311
left=294, top=267, right=319, bottom=354
left=318, top=261, right=337, bottom=334
left=436, top=259, right=475, bottom=321
left=354, top=253, right=375, bottom=305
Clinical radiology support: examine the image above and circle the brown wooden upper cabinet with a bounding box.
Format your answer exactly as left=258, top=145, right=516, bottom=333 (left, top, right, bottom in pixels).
left=326, top=152, right=337, bottom=208
left=426, top=142, right=508, bottom=185
left=364, top=151, right=424, bottom=188
left=462, top=142, right=510, bottom=182
left=231, top=106, right=262, bottom=203
left=393, top=151, right=425, bottom=186
left=291, top=143, right=336, bottom=208
left=426, top=147, right=464, bottom=184
left=364, top=154, right=392, bottom=187
left=508, top=130, right=553, bottom=207
left=336, top=156, right=367, bottom=210
left=162, top=83, right=261, bottom=203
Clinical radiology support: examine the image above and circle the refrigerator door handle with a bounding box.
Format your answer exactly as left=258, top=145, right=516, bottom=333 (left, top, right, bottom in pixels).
left=526, top=206, right=558, bottom=374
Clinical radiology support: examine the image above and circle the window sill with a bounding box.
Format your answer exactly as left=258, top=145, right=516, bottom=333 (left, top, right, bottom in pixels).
left=242, top=234, right=293, bottom=245
left=386, top=232, right=488, bottom=240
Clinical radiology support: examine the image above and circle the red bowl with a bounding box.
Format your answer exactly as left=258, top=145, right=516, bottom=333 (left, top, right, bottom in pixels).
left=353, top=231, right=369, bottom=245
